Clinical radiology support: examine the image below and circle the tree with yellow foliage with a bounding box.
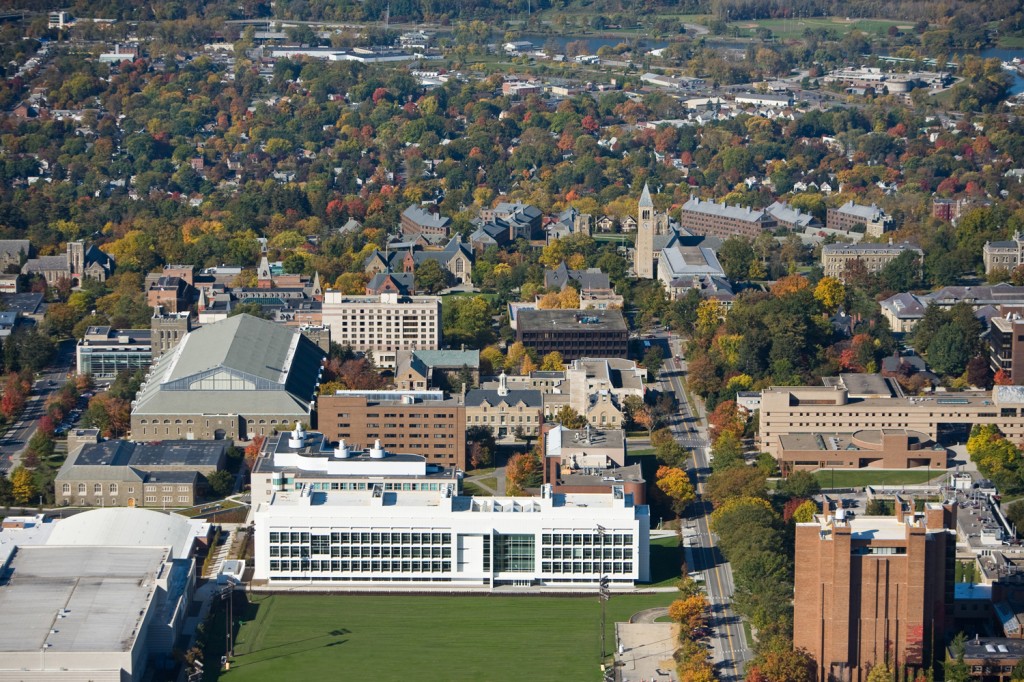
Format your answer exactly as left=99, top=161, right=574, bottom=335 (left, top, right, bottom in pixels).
left=558, top=287, right=580, bottom=309
left=813, top=276, right=846, bottom=314
left=10, top=466, right=35, bottom=505
left=541, top=351, right=565, bottom=371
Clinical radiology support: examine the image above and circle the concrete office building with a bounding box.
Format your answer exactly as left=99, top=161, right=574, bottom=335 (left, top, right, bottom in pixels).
left=795, top=500, right=956, bottom=682
left=759, top=378, right=1024, bottom=456
left=516, top=309, right=629, bottom=360
left=827, top=201, right=893, bottom=237
left=321, top=291, right=441, bottom=368
left=130, top=314, right=325, bottom=441
left=250, top=423, right=462, bottom=507
left=821, top=242, right=923, bottom=282
left=679, top=196, right=777, bottom=240
left=776, top=429, right=943, bottom=473
left=317, top=390, right=466, bottom=469
left=252, top=483, right=649, bottom=589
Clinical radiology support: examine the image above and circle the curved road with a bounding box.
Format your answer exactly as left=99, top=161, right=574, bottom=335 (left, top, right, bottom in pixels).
left=631, top=607, right=670, bottom=624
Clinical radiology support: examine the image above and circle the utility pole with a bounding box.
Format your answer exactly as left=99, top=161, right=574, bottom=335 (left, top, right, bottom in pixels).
left=596, top=524, right=610, bottom=661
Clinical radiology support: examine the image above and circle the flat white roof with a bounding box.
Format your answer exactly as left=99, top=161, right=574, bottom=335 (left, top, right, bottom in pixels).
left=847, top=516, right=908, bottom=540
left=0, top=546, right=167, bottom=653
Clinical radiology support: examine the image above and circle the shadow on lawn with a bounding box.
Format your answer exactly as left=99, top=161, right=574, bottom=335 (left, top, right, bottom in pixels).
left=647, top=541, right=684, bottom=584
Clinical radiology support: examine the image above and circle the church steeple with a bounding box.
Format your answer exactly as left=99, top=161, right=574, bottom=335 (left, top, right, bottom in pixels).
left=638, top=182, right=654, bottom=209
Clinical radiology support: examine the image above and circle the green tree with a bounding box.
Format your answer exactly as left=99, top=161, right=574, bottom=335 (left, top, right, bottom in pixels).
left=717, top=237, right=755, bottom=281
left=642, top=346, right=664, bottom=380
left=206, top=470, right=234, bottom=498
left=705, top=466, right=767, bottom=507
left=927, top=324, right=973, bottom=377
left=944, top=633, right=970, bottom=682
left=414, top=259, right=454, bottom=294
left=554, top=405, right=587, bottom=429
left=777, top=471, right=821, bottom=500
left=710, top=432, right=744, bottom=471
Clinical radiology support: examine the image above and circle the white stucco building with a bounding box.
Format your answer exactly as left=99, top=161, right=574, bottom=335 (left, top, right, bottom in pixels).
left=253, top=483, right=649, bottom=590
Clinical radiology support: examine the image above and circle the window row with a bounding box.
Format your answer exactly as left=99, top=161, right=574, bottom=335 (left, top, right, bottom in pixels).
left=542, top=533, right=633, bottom=546
left=270, top=545, right=451, bottom=559
left=542, top=561, right=633, bottom=574
left=269, top=531, right=452, bottom=545
left=268, top=560, right=452, bottom=573
left=543, top=547, right=632, bottom=560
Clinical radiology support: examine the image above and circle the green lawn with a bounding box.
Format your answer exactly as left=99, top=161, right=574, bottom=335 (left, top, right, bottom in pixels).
left=732, top=16, right=908, bottom=40
left=813, top=469, right=944, bottom=489
left=998, top=35, right=1024, bottom=48
left=207, top=593, right=672, bottom=681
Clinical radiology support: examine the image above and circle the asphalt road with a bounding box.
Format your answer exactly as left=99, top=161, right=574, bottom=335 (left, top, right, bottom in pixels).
left=655, top=333, right=752, bottom=681
left=0, top=340, right=77, bottom=475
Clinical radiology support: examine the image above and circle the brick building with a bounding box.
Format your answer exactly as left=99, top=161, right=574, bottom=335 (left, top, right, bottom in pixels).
left=317, top=390, right=466, bottom=470
left=795, top=499, right=956, bottom=682
left=678, top=196, right=777, bottom=240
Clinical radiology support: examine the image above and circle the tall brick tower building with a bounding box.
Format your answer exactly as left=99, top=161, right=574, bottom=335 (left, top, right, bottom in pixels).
left=794, top=497, right=956, bottom=682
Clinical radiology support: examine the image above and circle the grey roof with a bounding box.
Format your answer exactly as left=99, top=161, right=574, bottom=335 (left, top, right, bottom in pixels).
left=494, top=202, right=542, bottom=220
left=834, top=200, right=886, bottom=221
left=660, top=245, right=725, bottom=278
left=924, top=283, right=1024, bottom=305
left=682, top=196, right=769, bottom=223
left=465, top=388, right=544, bottom=408
left=0, top=292, right=43, bottom=315
left=0, top=239, right=30, bottom=259
left=766, top=201, right=818, bottom=228
left=0, top=545, right=168, bottom=654
left=132, top=314, right=325, bottom=417
left=414, top=236, right=473, bottom=267
left=402, top=205, right=450, bottom=229
left=367, top=271, right=414, bottom=294
left=822, top=242, right=921, bottom=255
left=638, top=183, right=654, bottom=208
left=517, top=309, right=628, bottom=333
left=880, top=292, right=927, bottom=319
left=412, top=349, right=480, bottom=369
left=339, top=218, right=362, bottom=234
left=22, top=254, right=68, bottom=273
left=545, top=263, right=611, bottom=290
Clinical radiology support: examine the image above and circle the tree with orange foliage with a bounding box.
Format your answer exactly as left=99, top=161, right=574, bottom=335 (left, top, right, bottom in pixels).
left=769, top=274, right=810, bottom=297
left=505, top=451, right=541, bottom=496
left=668, top=594, right=710, bottom=634
left=707, top=400, right=744, bottom=439
left=245, top=435, right=266, bottom=472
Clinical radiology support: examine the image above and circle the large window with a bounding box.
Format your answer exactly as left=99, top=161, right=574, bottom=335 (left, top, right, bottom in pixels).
left=496, top=534, right=535, bottom=572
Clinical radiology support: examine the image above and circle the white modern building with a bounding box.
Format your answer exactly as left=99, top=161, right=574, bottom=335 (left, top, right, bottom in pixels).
left=321, top=291, right=441, bottom=368
left=250, top=423, right=462, bottom=507
left=253, top=483, right=649, bottom=590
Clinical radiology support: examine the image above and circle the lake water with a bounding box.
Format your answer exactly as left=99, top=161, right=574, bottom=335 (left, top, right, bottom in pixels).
left=980, top=47, right=1024, bottom=95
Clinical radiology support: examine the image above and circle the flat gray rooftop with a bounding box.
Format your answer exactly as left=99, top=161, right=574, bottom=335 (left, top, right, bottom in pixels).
left=0, top=546, right=167, bottom=653
left=517, top=309, right=627, bottom=333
